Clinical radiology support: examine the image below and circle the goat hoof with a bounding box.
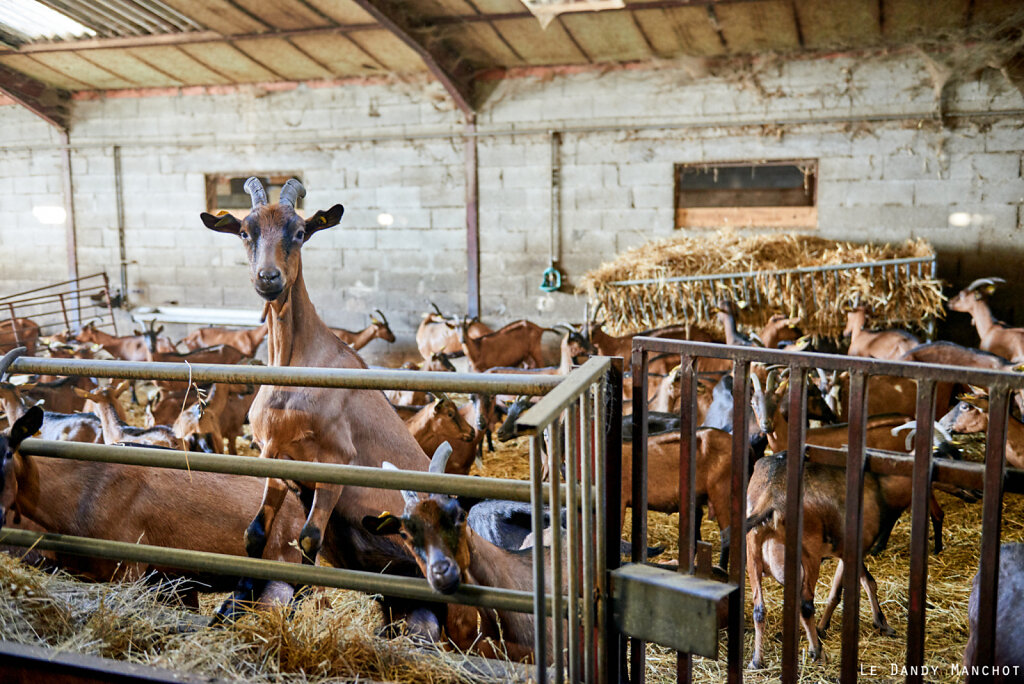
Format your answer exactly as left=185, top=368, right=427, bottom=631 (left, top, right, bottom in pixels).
left=808, top=647, right=823, bottom=663
left=747, top=658, right=764, bottom=671
left=876, top=622, right=897, bottom=637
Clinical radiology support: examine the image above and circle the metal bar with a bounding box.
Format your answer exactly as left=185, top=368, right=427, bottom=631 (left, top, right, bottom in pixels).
left=0, top=272, right=107, bottom=302
left=10, top=356, right=561, bottom=394
left=550, top=420, right=565, bottom=684
left=630, top=346, right=649, bottom=684
left=608, top=256, right=935, bottom=287
left=727, top=361, right=751, bottom=684
left=114, top=145, right=128, bottom=305
left=465, top=120, right=480, bottom=318
left=631, top=339, right=1024, bottom=389
left=519, top=358, right=613, bottom=432
left=599, top=360, right=623, bottom=684
left=677, top=355, right=698, bottom=684
left=974, top=387, right=1009, bottom=671
left=0, top=528, right=541, bottom=614
left=581, top=391, right=596, bottom=684
left=102, top=272, right=117, bottom=334
left=840, top=371, right=868, bottom=683
left=19, top=438, right=566, bottom=503
left=57, top=292, right=70, bottom=332
left=781, top=366, right=807, bottom=684
left=905, top=379, right=936, bottom=683
left=60, top=131, right=80, bottom=325
left=531, top=434, right=550, bottom=682
left=6, top=304, right=20, bottom=345
left=566, top=404, right=581, bottom=684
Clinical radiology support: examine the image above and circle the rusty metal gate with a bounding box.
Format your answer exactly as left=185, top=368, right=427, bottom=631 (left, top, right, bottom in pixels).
left=0, top=272, right=119, bottom=343
left=619, top=337, right=1024, bottom=684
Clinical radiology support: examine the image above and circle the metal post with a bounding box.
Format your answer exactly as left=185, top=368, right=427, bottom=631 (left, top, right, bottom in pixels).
left=905, top=379, right=936, bottom=683
left=532, top=433, right=550, bottom=682
left=464, top=119, right=480, bottom=318
left=677, top=355, right=698, bottom=684
left=59, top=130, right=81, bottom=328
left=630, top=346, right=649, bottom=684
left=727, top=361, right=751, bottom=684
left=581, top=390, right=596, bottom=684
left=566, top=404, right=582, bottom=683
left=550, top=419, right=565, bottom=684
left=781, top=366, right=807, bottom=683
left=840, top=371, right=868, bottom=683
left=113, top=145, right=128, bottom=307
left=600, top=358, right=623, bottom=684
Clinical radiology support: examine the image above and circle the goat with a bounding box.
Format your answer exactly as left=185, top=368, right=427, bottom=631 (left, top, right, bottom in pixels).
left=939, top=395, right=1024, bottom=469
left=948, top=277, right=1024, bottom=362
left=963, top=543, right=1024, bottom=681
left=843, top=306, right=920, bottom=360
left=450, top=316, right=549, bottom=372
left=745, top=453, right=897, bottom=669
left=484, top=326, right=590, bottom=377
left=363, top=444, right=559, bottom=663
left=900, top=340, right=1022, bottom=415
left=715, top=299, right=756, bottom=347
left=752, top=370, right=952, bottom=554
left=36, top=341, right=96, bottom=383
left=405, top=395, right=477, bottom=475
left=0, top=318, right=41, bottom=355
left=416, top=304, right=491, bottom=360
left=201, top=177, right=437, bottom=630
left=181, top=322, right=268, bottom=356
left=331, top=310, right=395, bottom=350
left=757, top=314, right=802, bottom=350
left=145, top=344, right=248, bottom=393
left=173, top=384, right=227, bottom=453
left=0, top=382, right=101, bottom=444
left=74, top=382, right=182, bottom=449
left=0, top=407, right=303, bottom=608
left=75, top=321, right=174, bottom=360
left=384, top=353, right=455, bottom=407
left=12, top=375, right=96, bottom=415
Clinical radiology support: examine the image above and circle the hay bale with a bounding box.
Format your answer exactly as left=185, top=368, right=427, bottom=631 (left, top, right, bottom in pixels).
left=579, top=231, right=945, bottom=340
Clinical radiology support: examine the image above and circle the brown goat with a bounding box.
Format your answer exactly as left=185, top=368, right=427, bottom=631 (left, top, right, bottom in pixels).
left=75, top=321, right=175, bottom=359
left=146, top=344, right=248, bottom=392
left=331, top=310, right=395, bottom=350
left=363, top=444, right=560, bottom=663
left=0, top=407, right=303, bottom=607
left=384, top=353, right=456, bottom=407
left=75, top=382, right=181, bottom=449
left=405, top=395, right=477, bottom=475
left=0, top=317, right=41, bottom=355
left=948, top=277, right=1024, bottom=362
left=173, top=384, right=227, bottom=453
left=14, top=375, right=96, bottom=415
left=451, top=317, right=548, bottom=372
left=843, top=306, right=920, bottom=360
left=757, top=314, right=802, bottom=350
left=940, top=395, right=1024, bottom=469
left=0, top=382, right=101, bottom=444
left=484, top=327, right=590, bottom=378
left=416, top=305, right=491, bottom=360
left=181, top=322, right=269, bottom=356
left=201, top=177, right=434, bottom=627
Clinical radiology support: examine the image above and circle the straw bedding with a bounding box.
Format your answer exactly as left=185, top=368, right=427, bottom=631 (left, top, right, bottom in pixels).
left=0, top=396, right=1015, bottom=683
left=579, top=231, right=945, bottom=340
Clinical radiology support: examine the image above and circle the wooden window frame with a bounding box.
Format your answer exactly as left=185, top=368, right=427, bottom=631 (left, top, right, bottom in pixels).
left=674, top=160, right=818, bottom=230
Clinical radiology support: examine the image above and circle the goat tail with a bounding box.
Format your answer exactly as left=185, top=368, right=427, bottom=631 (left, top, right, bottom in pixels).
left=744, top=507, right=775, bottom=534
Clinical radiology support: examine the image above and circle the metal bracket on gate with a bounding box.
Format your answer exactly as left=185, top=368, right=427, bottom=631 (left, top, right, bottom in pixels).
left=610, top=563, right=736, bottom=659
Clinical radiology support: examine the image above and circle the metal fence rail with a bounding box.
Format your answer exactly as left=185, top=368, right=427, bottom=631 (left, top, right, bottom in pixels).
left=0, top=272, right=118, bottom=339
left=0, top=351, right=616, bottom=684
left=629, top=338, right=1024, bottom=684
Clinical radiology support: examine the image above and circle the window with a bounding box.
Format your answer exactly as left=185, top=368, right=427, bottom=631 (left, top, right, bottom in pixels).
left=205, top=174, right=304, bottom=215
left=674, top=160, right=817, bottom=230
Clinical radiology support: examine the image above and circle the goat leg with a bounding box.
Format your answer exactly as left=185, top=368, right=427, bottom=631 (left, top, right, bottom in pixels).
left=929, top=494, right=944, bottom=555
left=746, top=532, right=768, bottom=670
left=212, top=477, right=290, bottom=623
left=291, top=483, right=344, bottom=603
left=861, top=564, right=896, bottom=636
left=817, top=559, right=845, bottom=637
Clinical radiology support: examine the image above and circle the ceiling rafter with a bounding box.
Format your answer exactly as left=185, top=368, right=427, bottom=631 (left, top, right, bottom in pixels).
left=0, top=60, right=70, bottom=129
left=346, top=0, right=477, bottom=116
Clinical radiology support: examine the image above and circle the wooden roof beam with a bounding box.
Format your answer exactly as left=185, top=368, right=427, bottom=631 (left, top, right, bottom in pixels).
left=346, top=0, right=478, bottom=116
left=0, top=60, right=70, bottom=130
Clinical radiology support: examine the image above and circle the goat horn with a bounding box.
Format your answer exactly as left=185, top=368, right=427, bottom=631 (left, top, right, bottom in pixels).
left=429, top=442, right=453, bottom=474
left=279, top=178, right=305, bottom=208
left=243, top=177, right=268, bottom=209
left=430, top=302, right=445, bottom=317
left=966, top=277, right=1006, bottom=292
left=374, top=309, right=389, bottom=326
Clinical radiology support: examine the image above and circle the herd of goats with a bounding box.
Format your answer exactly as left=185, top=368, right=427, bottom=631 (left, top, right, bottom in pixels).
left=0, top=178, right=1022, bottom=673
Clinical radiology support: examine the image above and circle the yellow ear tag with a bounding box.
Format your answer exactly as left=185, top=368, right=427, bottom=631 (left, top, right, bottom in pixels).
left=215, top=210, right=230, bottom=216
left=319, top=215, right=328, bottom=225
left=379, top=511, right=392, bottom=518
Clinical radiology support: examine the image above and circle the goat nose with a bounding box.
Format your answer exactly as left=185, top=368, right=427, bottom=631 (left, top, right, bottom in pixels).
left=431, top=559, right=452, bottom=577
left=258, top=268, right=281, bottom=282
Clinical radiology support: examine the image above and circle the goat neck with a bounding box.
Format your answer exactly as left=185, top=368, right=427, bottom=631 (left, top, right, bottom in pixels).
left=85, top=397, right=126, bottom=445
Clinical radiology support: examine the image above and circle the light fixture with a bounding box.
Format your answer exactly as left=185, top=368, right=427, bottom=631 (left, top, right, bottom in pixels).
left=32, top=205, right=66, bottom=225
left=377, top=212, right=395, bottom=227
left=948, top=212, right=972, bottom=228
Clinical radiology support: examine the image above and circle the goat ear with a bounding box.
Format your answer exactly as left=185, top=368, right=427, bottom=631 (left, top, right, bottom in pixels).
left=303, top=204, right=344, bottom=241
left=200, top=211, right=242, bottom=235
left=9, top=405, right=43, bottom=449
left=362, top=513, right=402, bottom=536
left=429, top=441, right=453, bottom=474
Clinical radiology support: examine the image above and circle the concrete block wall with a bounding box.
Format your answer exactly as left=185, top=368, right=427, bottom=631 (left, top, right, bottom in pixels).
left=0, top=52, right=1022, bottom=360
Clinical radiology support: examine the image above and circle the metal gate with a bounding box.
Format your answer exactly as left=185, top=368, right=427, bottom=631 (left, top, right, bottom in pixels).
left=622, top=338, right=1024, bottom=684
left=0, top=349, right=623, bottom=684
left=0, top=272, right=119, bottom=343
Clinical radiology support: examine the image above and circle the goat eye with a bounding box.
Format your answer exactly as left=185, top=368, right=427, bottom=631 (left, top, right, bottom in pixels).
left=294, top=230, right=305, bottom=242
left=239, top=230, right=249, bottom=240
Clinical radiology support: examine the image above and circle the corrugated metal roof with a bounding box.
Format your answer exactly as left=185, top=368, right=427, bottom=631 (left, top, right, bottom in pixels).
left=0, top=0, right=95, bottom=45
left=29, top=0, right=204, bottom=40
